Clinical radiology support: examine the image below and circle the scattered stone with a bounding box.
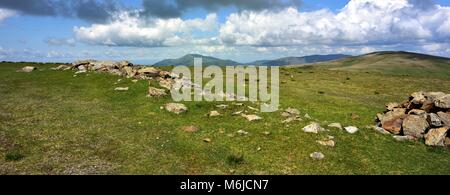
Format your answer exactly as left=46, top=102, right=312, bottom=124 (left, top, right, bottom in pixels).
left=181, top=125, right=199, bottom=133
left=282, top=117, right=302, bottom=124
left=282, top=107, right=300, bottom=117
left=208, top=110, right=221, bottom=117
left=434, top=94, right=450, bottom=109
left=304, top=113, right=312, bottom=120
left=262, top=131, right=271, bottom=136
left=131, top=79, right=138, bottom=83
left=393, top=135, right=416, bottom=142
left=368, top=125, right=391, bottom=135
left=247, top=106, right=259, bottom=112
left=402, top=115, right=429, bottom=138
left=51, top=65, right=69, bottom=70
left=232, top=102, right=244, bottom=106
left=164, top=103, right=188, bottom=114
left=232, top=110, right=244, bottom=116
left=302, top=122, right=325, bottom=134
left=351, top=113, right=360, bottom=120
left=203, top=138, right=212, bottom=143
left=147, top=87, right=167, bottom=97
left=114, top=87, right=129, bottom=91
left=227, top=133, right=235, bottom=138
left=317, top=139, right=335, bottom=147
left=344, top=126, right=359, bottom=134
left=427, top=113, right=443, bottom=127
left=424, top=126, right=449, bottom=146
left=309, top=152, right=325, bottom=160
left=257, top=147, right=262, bottom=151
left=241, top=114, right=262, bottom=121
left=216, top=104, right=228, bottom=109
left=237, top=130, right=249, bottom=135
left=328, top=123, right=343, bottom=130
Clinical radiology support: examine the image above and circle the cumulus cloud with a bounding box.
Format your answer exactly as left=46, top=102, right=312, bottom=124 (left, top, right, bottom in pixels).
left=219, top=0, right=450, bottom=47
left=0, top=8, right=15, bottom=22
left=0, top=0, right=121, bottom=23
left=141, top=0, right=301, bottom=18
left=74, top=12, right=218, bottom=47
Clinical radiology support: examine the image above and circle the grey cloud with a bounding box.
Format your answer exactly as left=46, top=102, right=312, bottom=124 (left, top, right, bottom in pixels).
left=141, top=0, right=302, bottom=18
left=0, top=0, right=121, bottom=23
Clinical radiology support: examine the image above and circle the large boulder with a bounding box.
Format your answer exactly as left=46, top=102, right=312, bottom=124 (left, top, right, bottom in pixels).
left=424, top=126, right=449, bottom=146
left=434, top=94, right=450, bottom=109
left=383, top=118, right=403, bottom=134
left=424, top=92, right=446, bottom=102
left=378, top=108, right=406, bottom=124
left=402, top=115, right=429, bottom=138
left=437, top=112, right=450, bottom=126
left=410, top=91, right=426, bottom=104
left=427, top=113, right=443, bottom=127
left=379, top=108, right=406, bottom=134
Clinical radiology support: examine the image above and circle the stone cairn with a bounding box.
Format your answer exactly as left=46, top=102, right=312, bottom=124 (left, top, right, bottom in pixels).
left=52, top=60, right=178, bottom=96
left=376, top=91, right=450, bottom=147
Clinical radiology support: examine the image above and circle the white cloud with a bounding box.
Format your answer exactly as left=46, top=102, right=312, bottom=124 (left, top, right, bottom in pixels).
left=74, top=12, right=218, bottom=47
left=219, top=0, right=450, bottom=47
left=0, top=8, right=15, bottom=23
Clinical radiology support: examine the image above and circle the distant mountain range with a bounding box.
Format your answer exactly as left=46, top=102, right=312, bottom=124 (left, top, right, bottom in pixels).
left=245, top=54, right=351, bottom=66
left=153, top=54, right=351, bottom=66
left=153, top=54, right=238, bottom=66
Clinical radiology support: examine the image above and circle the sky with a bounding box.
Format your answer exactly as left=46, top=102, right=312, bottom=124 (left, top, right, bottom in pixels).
left=1, top=0, right=450, bottom=64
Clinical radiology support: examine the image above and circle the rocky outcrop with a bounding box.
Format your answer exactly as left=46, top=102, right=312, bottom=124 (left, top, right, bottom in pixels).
left=375, top=91, right=450, bottom=147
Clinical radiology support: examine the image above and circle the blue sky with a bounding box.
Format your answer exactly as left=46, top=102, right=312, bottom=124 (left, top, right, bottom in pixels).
left=1, top=0, right=450, bottom=64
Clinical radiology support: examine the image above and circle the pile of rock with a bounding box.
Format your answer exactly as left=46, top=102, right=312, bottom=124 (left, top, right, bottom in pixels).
left=375, top=91, right=450, bottom=147
left=53, top=60, right=179, bottom=97
left=59, top=60, right=174, bottom=79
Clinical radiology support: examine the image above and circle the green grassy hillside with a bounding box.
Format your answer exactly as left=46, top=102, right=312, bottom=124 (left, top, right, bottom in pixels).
left=0, top=61, right=449, bottom=175
left=293, top=51, right=450, bottom=77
